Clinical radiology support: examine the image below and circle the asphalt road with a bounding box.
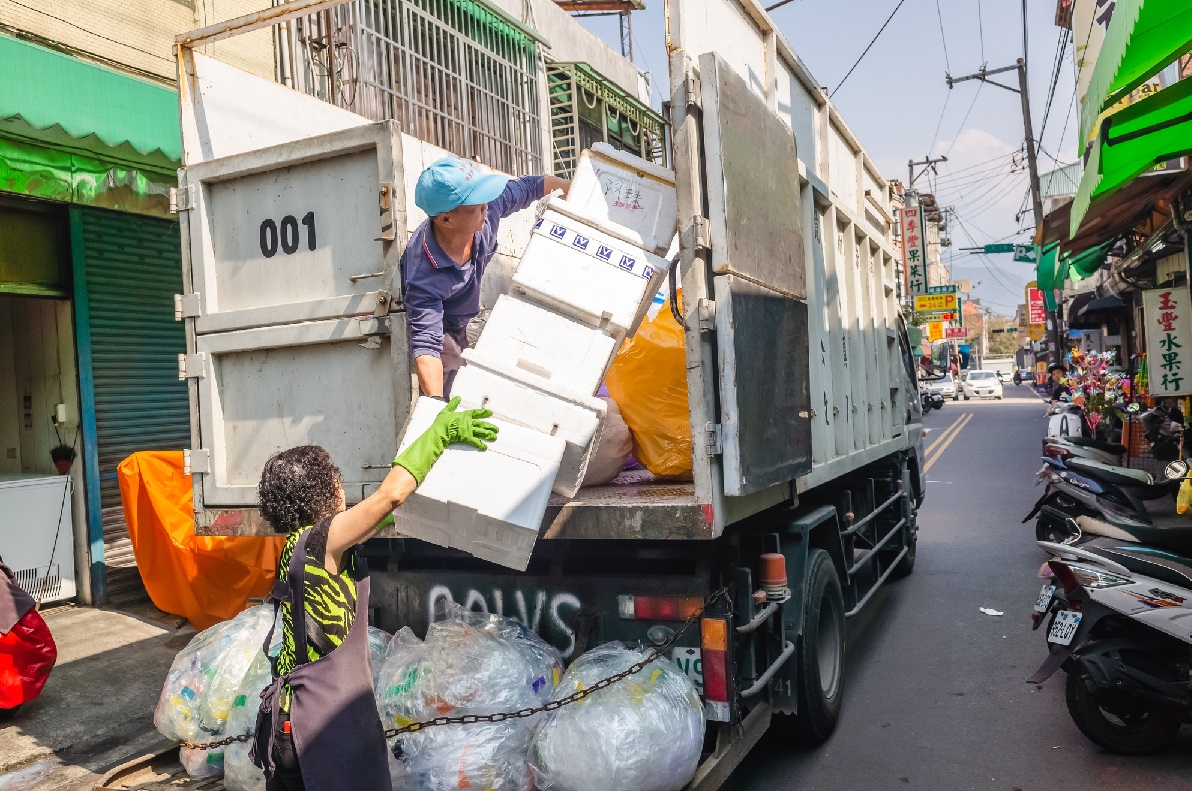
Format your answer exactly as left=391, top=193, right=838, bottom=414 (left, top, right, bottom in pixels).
left=730, top=384, right=1192, bottom=791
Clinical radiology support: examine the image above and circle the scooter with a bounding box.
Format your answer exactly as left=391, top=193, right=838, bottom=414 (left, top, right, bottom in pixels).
left=1028, top=535, right=1192, bottom=754
left=1024, top=456, right=1178, bottom=544
left=1044, top=435, right=1126, bottom=466
left=920, top=386, right=944, bottom=412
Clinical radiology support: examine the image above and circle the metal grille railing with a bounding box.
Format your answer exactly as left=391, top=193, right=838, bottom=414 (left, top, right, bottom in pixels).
left=546, top=61, right=667, bottom=178
left=275, top=0, right=543, bottom=176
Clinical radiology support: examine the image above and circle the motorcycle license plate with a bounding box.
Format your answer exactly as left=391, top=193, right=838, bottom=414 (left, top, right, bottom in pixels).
left=1048, top=610, right=1082, bottom=645
left=1034, top=585, right=1055, bottom=613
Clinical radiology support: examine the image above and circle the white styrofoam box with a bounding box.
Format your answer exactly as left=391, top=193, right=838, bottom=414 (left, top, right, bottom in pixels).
left=452, top=352, right=606, bottom=497
left=472, top=295, right=620, bottom=395
left=511, top=207, right=670, bottom=338
left=568, top=143, right=678, bottom=255
left=390, top=398, right=567, bottom=570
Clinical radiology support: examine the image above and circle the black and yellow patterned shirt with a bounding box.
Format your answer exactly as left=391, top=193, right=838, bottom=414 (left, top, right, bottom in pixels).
left=276, top=520, right=357, bottom=710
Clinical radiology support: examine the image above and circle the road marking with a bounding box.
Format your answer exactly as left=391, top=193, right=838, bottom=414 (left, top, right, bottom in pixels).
left=925, top=413, right=966, bottom=457
left=925, top=412, right=973, bottom=472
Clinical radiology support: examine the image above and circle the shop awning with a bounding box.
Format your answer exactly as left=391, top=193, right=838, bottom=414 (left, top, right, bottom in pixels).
left=0, top=34, right=180, bottom=162
left=1070, top=74, right=1192, bottom=237
left=1067, top=241, right=1114, bottom=282
left=1068, top=292, right=1126, bottom=331
left=1079, top=0, right=1192, bottom=145
left=1037, top=240, right=1114, bottom=311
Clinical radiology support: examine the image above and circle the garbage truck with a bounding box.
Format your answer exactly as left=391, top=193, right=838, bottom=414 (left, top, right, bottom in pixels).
left=140, top=0, right=927, bottom=786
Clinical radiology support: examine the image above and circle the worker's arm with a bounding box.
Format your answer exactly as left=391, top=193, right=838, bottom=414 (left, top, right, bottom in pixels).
left=543, top=175, right=570, bottom=197
left=324, top=397, right=498, bottom=571
left=323, top=463, right=417, bottom=573
left=414, top=355, right=445, bottom=399
left=404, top=275, right=447, bottom=397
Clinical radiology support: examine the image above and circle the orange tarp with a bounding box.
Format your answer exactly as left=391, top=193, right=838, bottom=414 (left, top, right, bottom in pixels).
left=118, top=451, right=284, bottom=630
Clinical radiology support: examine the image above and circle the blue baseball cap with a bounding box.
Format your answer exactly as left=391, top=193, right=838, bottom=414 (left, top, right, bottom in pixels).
left=415, top=157, right=509, bottom=217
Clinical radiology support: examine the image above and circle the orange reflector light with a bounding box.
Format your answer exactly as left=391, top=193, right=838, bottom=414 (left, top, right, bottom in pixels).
left=700, top=616, right=729, bottom=652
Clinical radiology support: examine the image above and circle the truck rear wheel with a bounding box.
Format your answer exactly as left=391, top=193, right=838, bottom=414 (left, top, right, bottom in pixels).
left=793, top=549, right=845, bottom=744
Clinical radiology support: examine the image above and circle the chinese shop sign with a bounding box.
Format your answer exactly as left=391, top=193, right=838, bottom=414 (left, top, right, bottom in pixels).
left=901, top=202, right=929, bottom=297
left=1143, top=285, right=1192, bottom=397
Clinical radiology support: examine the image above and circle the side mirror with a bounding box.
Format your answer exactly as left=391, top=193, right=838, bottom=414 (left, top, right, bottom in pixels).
left=1165, top=460, right=1188, bottom=480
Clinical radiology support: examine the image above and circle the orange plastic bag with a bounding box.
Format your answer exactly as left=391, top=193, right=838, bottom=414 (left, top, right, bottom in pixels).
left=605, top=304, right=692, bottom=480
left=118, top=451, right=285, bottom=630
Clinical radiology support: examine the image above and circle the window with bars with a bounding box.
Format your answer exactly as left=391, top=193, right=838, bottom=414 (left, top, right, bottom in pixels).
left=547, top=61, right=666, bottom=179
left=275, top=0, right=543, bottom=176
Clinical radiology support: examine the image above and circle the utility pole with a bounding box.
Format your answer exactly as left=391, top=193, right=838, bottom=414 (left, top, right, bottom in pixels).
left=946, top=59, right=1060, bottom=362
left=908, top=156, right=947, bottom=188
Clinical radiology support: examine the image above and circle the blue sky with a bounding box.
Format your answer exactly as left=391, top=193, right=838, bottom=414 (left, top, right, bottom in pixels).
left=575, top=0, right=1079, bottom=315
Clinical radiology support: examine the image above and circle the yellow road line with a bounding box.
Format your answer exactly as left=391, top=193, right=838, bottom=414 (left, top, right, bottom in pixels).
left=925, top=413, right=965, bottom=457
left=925, top=412, right=973, bottom=471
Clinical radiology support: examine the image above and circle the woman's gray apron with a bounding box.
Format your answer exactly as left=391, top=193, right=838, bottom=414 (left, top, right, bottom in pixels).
left=251, top=527, right=391, bottom=791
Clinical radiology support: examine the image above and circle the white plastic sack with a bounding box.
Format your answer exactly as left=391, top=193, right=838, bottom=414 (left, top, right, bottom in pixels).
left=375, top=605, right=563, bottom=791
left=581, top=397, right=632, bottom=487
left=531, top=642, right=704, bottom=791
left=154, top=605, right=276, bottom=746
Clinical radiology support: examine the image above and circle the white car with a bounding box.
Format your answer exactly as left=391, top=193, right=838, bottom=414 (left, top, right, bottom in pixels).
left=935, top=374, right=959, bottom=401
left=962, top=370, right=1003, bottom=400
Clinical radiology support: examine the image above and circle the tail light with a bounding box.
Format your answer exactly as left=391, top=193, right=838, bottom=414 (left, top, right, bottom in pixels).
left=1043, top=444, right=1073, bottom=461
left=617, top=595, right=703, bottom=621
left=1047, top=560, right=1080, bottom=594
left=700, top=617, right=731, bottom=722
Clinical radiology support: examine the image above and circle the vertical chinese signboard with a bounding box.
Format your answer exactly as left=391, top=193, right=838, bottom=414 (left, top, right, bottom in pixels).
left=1026, top=281, right=1046, bottom=341
left=927, top=321, right=944, bottom=342
left=1143, top=285, right=1192, bottom=397
left=901, top=200, right=928, bottom=298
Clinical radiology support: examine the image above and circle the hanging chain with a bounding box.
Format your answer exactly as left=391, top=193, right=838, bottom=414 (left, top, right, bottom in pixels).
left=179, top=588, right=728, bottom=751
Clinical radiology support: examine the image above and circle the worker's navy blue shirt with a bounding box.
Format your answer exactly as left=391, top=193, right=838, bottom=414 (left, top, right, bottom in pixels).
left=402, top=175, right=544, bottom=359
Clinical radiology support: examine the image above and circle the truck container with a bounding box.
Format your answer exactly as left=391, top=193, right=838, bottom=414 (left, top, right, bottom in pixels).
left=142, top=0, right=928, bottom=787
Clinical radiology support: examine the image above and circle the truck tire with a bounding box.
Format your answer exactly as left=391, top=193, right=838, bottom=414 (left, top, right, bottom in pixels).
left=892, top=524, right=917, bottom=578
left=794, top=549, right=845, bottom=744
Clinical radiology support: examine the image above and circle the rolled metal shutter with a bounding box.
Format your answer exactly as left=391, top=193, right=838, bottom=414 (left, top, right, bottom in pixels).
left=76, top=208, right=188, bottom=569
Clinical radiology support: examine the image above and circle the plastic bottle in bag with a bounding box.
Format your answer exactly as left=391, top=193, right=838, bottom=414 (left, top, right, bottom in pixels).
left=531, top=642, right=704, bottom=791
left=153, top=604, right=276, bottom=778
left=375, top=606, right=563, bottom=791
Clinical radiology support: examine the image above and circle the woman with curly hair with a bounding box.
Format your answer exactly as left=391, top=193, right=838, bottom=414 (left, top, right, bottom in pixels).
left=251, top=397, right=497, bottom=791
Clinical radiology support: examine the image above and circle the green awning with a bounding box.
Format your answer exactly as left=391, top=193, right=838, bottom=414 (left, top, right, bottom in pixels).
left=1036, top=241, right=1113, bottom=310
left=0, top=34, right=180, bottom=162
left=1037, top=243, right=1062, bottom=311
left=1079, top=0, right=1192, bottom=145
left=1067, top=241, right=1114, bottom=282
left=1071, top=73, right=1192, bottom=236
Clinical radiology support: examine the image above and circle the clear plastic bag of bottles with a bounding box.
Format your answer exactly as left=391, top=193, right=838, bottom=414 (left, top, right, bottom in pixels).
left=530, top=642, right=704, bottom=791
left=375, top=605, right=563, bottom=791
left=153, top=605, right=276, bottom=766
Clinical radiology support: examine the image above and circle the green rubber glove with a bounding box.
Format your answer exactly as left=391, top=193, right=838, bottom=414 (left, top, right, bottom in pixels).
left=392, top=396, right=499, bottom=485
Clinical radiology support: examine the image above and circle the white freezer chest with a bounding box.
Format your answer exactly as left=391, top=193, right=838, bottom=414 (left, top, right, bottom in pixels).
left=0, top=475, right=76, bottom=603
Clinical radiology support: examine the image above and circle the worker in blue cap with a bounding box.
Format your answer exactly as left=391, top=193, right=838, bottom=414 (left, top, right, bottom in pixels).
left=403, top=157, right=570, bottom=397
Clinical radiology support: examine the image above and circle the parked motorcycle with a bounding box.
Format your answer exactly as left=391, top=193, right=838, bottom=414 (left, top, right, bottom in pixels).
left=1028, top=535, right=1192, bottom=754
left=921, top=386, right=944, bottom=412
left=1044, top=435, right=1126, bottom=466
left=1024, top=456, right=1178, bottom=544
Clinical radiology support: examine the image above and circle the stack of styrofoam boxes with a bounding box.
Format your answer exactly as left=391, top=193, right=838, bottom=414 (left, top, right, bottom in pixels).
left=391, top=144, right=678, bottom=570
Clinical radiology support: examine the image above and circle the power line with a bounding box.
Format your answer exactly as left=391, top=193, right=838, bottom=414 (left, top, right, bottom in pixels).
left=928, top=91, right=951, bottom=157
left=934, top=0, right=952, bottom=73
left=976, top=0, right=986, bottom=65
left=831, top=0, right=909, bottom=98
left=943, top=81, right=984, bottom=158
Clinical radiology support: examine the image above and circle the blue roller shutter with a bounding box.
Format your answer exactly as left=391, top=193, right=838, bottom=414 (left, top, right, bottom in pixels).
left=72, top=207, right=188, bottom=576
